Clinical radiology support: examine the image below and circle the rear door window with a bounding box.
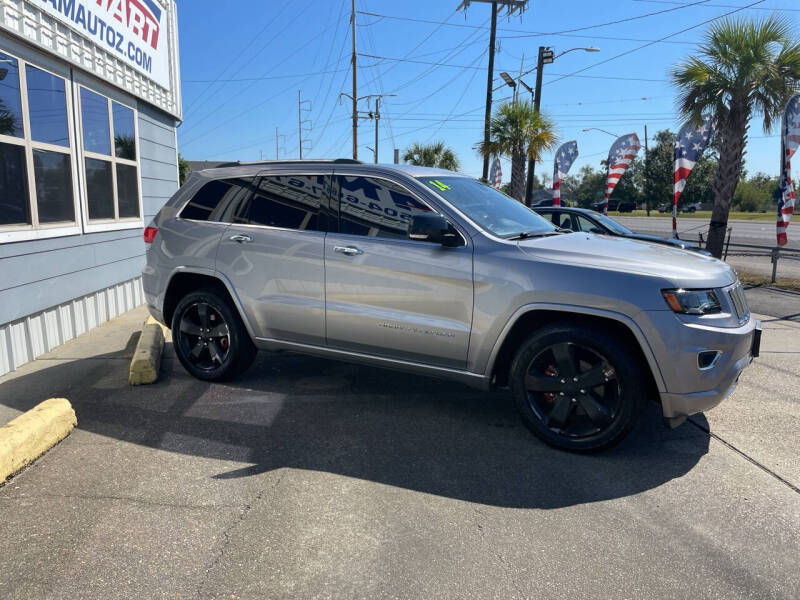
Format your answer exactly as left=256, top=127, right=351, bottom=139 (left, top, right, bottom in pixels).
left=234, top=174, right=330, bottom=231
left=334, top=175, right=434, bottom=239
left=180, top=178, right=251, bottom=222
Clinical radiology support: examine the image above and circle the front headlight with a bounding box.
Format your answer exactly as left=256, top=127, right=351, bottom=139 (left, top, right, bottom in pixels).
left=662, top=288, right=721, bottom=315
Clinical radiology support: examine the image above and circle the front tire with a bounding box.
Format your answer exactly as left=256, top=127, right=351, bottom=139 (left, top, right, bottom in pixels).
left=171, top=288, right=256, bottom=381
left=509, top=323, right=645, bottom=452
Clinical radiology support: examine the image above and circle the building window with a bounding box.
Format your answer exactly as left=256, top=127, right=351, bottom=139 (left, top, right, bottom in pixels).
left=0, top=49, right=78, bottom=239
left=78, top=86, right=140, bottom=224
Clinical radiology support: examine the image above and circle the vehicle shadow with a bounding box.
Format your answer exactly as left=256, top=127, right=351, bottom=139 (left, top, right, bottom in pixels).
left=0, top=342, right=710, bottom=509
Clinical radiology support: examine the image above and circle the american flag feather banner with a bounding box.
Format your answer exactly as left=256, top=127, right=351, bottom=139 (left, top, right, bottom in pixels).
left=778, top=95, right=800, bottom=246
left=553, top=141, right=578, bottom=206
left=490, top=157, right=503, bottom=190
left=673, top=115, right=713, bottom=236
left=604, top=133, right=641, bottom=214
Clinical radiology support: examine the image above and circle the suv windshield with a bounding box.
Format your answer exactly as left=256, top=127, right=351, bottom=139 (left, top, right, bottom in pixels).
left=419, top=176, right=555, bottom=239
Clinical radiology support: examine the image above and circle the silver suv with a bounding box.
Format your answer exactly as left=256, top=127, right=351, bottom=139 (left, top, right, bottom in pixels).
left=142, top=161, right=760, bottom=451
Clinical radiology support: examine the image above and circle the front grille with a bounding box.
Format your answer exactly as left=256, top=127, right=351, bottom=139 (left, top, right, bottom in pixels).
left=728, top=282, right=749, bottom=322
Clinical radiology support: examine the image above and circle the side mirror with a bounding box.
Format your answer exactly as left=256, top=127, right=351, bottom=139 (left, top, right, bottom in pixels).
left=408, top=214, right=460, bottom=246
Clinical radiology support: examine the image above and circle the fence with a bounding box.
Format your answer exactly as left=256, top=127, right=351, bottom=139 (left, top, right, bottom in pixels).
left=681, top=226, right=800, bottom=283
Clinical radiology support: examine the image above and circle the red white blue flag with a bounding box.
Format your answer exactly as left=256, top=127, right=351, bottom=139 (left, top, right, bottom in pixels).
left=490, top=157, right=502, bottom=189
left=778, top=95, right=800, bottom=246
left=553, top=141, right=578, bottom=206
left=673, top=115, right=713, bottom=236
left=604, top=133, right=640, bottom=214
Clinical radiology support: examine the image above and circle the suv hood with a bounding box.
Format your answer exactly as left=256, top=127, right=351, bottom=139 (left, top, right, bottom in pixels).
left=516, top=232, right=735, bottom=288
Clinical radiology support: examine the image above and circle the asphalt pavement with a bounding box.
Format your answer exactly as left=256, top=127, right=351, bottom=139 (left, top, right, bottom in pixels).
left=615, top=215, right=798, bottom=249
left=0, top=303, right=798, bottom=599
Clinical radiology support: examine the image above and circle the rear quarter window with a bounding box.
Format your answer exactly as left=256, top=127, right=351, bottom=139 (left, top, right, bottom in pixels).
left=180, top=179, right=247, bottom=221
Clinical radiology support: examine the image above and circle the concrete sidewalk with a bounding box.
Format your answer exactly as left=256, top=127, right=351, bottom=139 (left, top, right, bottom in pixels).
left=0, top=305, right=798, bottom=599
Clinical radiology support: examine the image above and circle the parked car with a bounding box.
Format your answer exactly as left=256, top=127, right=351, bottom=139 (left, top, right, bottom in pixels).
left=591, top=198, right=636, bottom=213
left=534, top=206, right=710, bottom=254
left=143, top=161, right=759, bottom=452
left=681, top=202, right=702, bottom=213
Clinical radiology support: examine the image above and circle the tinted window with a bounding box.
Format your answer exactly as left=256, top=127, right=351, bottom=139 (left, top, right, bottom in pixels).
left=575, top=215, right=600, bottom=233
left=0, top=52, right=24, bottom=138
left=85, top=157, right=114, bottom=219
left=26, top=65, right=69, bottom=147
left=419, top=176, right=554, bottom=238
left=337, top=175, right=432, bottom=239
left=181, top=178, right=248, bottom=221
left=33, top=150, right=74, bottom=223
left=80, top=87, right=111, bottom=155
left=116, top=163, right=139, bottom=218
left=0, top=142, right=29, bottom=225
left=238, top=175, right=327, bottom=231
left=112, top=102, right=136, bottom=159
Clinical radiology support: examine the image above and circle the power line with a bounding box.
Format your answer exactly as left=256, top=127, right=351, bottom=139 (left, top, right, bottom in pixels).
left=357, top=3, right=714, bottom=39
left=541, top=0, right=767, bottom=87
left=183, top=65, right=349, bottom=84
left=181, top=2, right=293, bottom=116
left=632, top=0, right=800, bottom=11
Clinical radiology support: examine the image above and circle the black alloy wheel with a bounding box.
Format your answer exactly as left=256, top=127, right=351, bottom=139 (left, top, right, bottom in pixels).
left=171, top=288, right=256, bottom=381
left=177, top=301, right=231, bottom=372
left=510, top=323, right=644, bottom=452
left=524, top=342, right=620, bottom=438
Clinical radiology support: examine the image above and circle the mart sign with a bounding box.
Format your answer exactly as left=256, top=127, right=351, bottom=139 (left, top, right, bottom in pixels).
left=39, top=0, right=171, bottom=89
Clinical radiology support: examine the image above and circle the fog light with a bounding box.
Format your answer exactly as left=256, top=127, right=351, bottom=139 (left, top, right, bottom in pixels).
left=698, top=350, right=721, bottom=370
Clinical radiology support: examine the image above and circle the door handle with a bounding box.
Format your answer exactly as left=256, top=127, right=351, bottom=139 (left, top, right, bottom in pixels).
left=333, top=245, right=363, bottom=256
left=229, top=234, right=253, bottom=243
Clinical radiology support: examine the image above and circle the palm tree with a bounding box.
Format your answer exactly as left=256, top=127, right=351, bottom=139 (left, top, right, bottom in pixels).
left=402, top=141, right=461, bottom=171
left=478, top=100, right=557, bottom=202
left=672, top=16, right=800, bottom=257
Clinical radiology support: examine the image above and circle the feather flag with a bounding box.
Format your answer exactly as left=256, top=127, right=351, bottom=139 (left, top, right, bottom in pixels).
left=673, top=115, right=713, bottom=237
left=553, top=141, right=578, bottom=206
left=489, top=157, right=503, bottom=190
left=778, top=95, right=800, bottom=246
left=604, top=133, right=641, bottom=214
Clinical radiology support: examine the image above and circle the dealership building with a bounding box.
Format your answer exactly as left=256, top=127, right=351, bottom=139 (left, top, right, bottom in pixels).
left=0, top=0, right=181, bottom=375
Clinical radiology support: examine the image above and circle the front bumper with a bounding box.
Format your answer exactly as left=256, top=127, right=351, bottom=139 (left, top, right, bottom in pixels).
left=644, top=312, right=760, bottom=424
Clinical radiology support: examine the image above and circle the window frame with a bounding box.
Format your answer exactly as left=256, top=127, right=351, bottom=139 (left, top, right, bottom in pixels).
left=73, top=72, right=143, bottom=234
left=0, top=42, right=81, bottom=244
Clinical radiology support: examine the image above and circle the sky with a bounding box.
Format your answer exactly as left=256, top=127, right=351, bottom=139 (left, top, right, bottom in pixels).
left=175, top=0, right=800, bottom=183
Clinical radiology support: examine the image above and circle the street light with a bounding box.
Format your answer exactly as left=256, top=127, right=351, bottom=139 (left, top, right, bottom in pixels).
left=582, top=127, right=619, bottom=138
left=524, top=46, right=600, bottom=206
left=499, top=72, right=516, bottom=90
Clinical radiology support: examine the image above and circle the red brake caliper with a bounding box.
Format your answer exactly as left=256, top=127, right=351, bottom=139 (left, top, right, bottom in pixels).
left=543, top=364, right=558, bottom=403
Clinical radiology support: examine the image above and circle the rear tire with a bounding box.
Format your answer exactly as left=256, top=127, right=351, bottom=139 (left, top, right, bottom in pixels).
left=171, top=288, right=256, bottom=381
left=509, top=322, right=645, bottom=452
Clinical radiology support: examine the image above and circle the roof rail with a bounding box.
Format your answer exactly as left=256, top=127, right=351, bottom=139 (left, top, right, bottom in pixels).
left=208, top=158, right=364, bottom=168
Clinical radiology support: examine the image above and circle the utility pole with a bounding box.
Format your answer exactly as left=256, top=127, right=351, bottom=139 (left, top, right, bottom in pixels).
left=351, top=0, right=358, bottom=160
left=482, top=1, right=498, bottom=181
left=515, top=52, right=525, bottom=103
left=459, top=1, right=528, bottom=181
left=525, top=46, right=549, bottom=206
left=298, top=91, right=311, bottom=159
left=373, top=97, right=381, bottom=163
left=275, top=127, right=279, bottom=160
left=644, top=123, right=650, bottom=216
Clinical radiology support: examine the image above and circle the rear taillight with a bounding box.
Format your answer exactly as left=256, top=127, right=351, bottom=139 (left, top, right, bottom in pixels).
left=143, top=226, right=158, bottom=243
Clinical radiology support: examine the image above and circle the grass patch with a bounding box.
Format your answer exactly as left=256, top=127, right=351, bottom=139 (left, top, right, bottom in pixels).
left=737, top=270, right=800, bottom=292
left=618, top=210, right=775, bottom=222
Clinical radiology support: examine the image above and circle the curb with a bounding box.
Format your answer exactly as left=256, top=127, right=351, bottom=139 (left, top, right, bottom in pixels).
left=128, top=317, right=166, bottom=386
left=0, top=398, right=77, bottom=483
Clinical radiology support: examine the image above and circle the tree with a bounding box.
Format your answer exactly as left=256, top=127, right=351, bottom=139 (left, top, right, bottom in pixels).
left=478, top=100, right=557, bottom=202
left=178, top=154, right=191, bottom=186
left=562, top=165, right=606, bottom=208
left=643, top=129, right=717, bottom=210
left=402, top=141, right=460, bottom=171
left=672, top=16, right=800, bottom=257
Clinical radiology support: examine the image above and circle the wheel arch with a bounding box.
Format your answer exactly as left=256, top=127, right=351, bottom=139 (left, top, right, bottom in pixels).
left=487, top=305, right=665, bottom=396
left=162, top=270, right=255, bottom=338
